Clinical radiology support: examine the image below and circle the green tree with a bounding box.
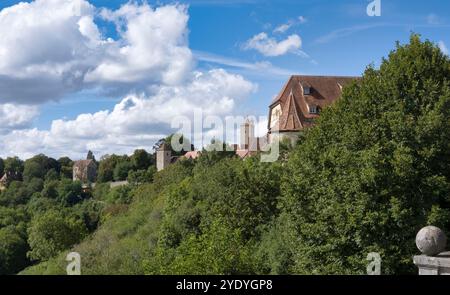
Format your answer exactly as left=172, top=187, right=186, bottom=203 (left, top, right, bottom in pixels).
left=87, top=150, right=96, bottom=161
left=0, top=181, right=31, bottom=206
left=105, top=185, right=133, bottom=204
left=280, top=35, right=450, bottom=274
left=27, top=210, right=88, bottom=261
left=41, top=180, right=59, bottom=199
left=57, top=179, right=83, bottom=206
left=58, top=157, right=73, bottom=179
left=58, top=157, right=72, bottom=167
left=127, top=169, right=153, bottom=185
left=131, top=149, right=152, bottom=170
left=113, top=161, right=133, bottom=181
left=23, top=161, right=44, bottom=182
left=0, top=226, right=29, bottom=274
left=26, top=194, right=59, bottom=217
left=23, top=155, right=60, bottom=182
left=45, top=169, right=60, bottom=182
left=4, top=156, right=24, bottom=177
left=147, top=220, right=257, bottom=275
left=97, top=154, right=123, bottom=182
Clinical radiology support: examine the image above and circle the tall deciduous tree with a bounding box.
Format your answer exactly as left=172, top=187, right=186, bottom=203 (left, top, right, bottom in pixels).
left=4, top=157, right=24, bottom=177
left=27, top=210, right=87, bottom=261
left=131, top=149, right=152, bottom=170
left=0, top=226, right=29, bottom=274
left=280, top=35, right=450, bottom=274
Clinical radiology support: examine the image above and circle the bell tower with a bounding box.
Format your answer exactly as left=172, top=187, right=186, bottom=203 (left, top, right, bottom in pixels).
left=156, top=143, right=172, bottom=171
left=240, top=118, right=255, bottom=150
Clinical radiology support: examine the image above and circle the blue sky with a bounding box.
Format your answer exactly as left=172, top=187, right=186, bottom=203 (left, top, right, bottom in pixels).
left=0, top=0, right=449, bottom=159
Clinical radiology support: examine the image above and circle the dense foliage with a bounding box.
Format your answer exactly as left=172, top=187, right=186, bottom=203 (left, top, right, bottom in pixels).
left=0, top=149, right=156, bottom=274
left=2, top=35, right=449, bottom=275
left=279, top=35, right=450, bottom=274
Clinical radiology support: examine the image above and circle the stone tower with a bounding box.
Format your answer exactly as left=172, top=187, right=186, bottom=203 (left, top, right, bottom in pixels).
left=240, top=118, right=255, bottom=150
left=156, top=143, right=172, bottom=171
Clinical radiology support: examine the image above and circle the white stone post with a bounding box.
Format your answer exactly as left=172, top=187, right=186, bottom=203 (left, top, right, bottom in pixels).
left=413, top=226, right=449, bottom=275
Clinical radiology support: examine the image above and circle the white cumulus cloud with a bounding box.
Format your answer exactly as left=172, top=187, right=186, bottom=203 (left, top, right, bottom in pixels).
left=0, top=69, right=257, bottom=159
left=273, top=23, right=291, bottom=34
left=0, top=1, right=259, bottom=159
left=243, top=32, right=302, bottom=57
left=0, top=104, right=39, bottom=133
left=0, top=0, right=193, bottom=103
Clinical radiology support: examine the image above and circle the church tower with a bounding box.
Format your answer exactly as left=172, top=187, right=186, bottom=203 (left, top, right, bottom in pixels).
left=156, top=143, right=172, bottom=171
left=240, top=118, right=255, bottom=150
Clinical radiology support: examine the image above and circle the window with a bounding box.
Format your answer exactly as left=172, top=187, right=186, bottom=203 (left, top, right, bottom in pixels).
left=308, top=105, right=318, bottom=114
left=303, top=87, right=311, bottom=95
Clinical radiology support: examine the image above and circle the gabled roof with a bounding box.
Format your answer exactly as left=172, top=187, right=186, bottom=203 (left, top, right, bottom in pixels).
left=0, top=173, right=7, bottom=183
left=278, top=90, right=303, bottom=131
left=73, top=159, right=95, bottom=170
left=269, top=75, right=359, bottom=132
left=0, top=171, right=20, bottom=184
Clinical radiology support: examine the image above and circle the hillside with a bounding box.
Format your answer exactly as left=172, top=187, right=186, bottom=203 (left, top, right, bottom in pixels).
left=7, top=35, right=450, bottom=275
left=21, top=155, right=283, bottom=274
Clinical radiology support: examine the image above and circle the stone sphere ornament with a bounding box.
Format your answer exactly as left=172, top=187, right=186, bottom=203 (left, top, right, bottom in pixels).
left=416, top=226, right=447, bottom=256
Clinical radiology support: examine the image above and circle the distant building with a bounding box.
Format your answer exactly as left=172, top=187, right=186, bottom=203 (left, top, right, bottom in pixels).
left=268, top=75, right=359, bottom=144
left=155, top=119, right=263, bottom=171
left=235, top=118, right=263, bottom=159
left=0, top=171, right=21, bottom=190
left=0, top=174, right=8, bottom=191
left=156, top=143, right=175, bottom=172
left=73, top=159, right=97, bottom=183
left=155, top=75, right=360, bottom=171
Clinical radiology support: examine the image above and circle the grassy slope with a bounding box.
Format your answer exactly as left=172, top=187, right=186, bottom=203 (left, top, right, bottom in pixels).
left=20, top=179, right=169, bottom=274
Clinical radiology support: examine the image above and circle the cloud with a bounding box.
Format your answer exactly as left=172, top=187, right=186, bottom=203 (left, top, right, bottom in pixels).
left=0, top=0, right=193, bottom=103
left=314, top=23, right=386, bottom=44
left=243, top=32, right=303, bottom=57
left=193, top=50, right=294, bottom=76
left=298, top=16, right=307, bottom=24
left=439, top=41, right=449, bottom=55
left=0, top=1, right=259, bottom=159
left=273, top=15, right=307, bottom=34
left=0, top=69, right=257, bottom=159
left=0, top=104, right=39, bottom=133
left=273, top=23, right=291, bottom=34
left=88, top=3, right=193, bottom=88
left=427, top=13, right=442, bottom=25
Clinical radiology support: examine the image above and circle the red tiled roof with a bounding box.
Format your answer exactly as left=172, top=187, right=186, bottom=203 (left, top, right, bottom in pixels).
left=183, top=151, right=201, bottom=160
left=269, top=75, right=359, bottom=132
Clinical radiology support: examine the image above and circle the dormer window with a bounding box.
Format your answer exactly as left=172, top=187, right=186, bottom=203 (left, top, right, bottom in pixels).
left=308, top=105, right=318, bottom=114
left=303, top=86, right=311, bottom=95
left=300, top=81, right=312, bottom=95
